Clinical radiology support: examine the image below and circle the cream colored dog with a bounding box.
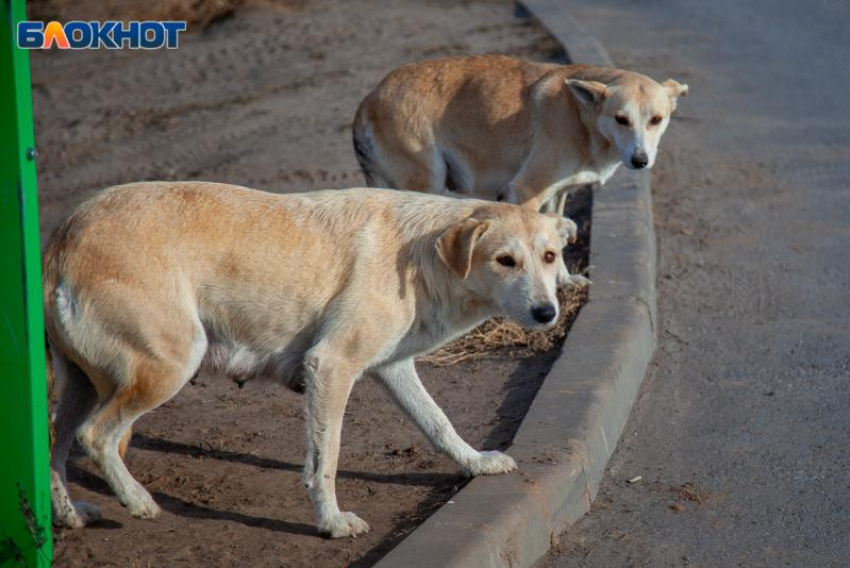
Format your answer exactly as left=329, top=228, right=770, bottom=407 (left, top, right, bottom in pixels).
left=44, top=182, right=583, bottom=538
left=353, top=54, right=688, bottom=212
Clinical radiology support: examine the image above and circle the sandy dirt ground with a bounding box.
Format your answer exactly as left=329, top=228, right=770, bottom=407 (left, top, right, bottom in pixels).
left=31, top=1, right=587, bottom=566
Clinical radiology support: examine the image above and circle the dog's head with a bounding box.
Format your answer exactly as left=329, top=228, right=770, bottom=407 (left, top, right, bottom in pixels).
left=566, top=73, right=688, bottom=170
left=436, top=205, right=579, bottom=329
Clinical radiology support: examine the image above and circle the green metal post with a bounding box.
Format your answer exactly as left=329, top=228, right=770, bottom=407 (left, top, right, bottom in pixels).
left=0, top=0, right=53, bottom=566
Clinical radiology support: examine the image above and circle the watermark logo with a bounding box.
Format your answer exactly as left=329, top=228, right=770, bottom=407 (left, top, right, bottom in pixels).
left=17, top=21, right=187, bottom=50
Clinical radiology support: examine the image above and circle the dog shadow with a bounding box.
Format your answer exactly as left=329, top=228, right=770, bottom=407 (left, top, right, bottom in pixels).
left=154, top=492, right=318, bottom=537
left=66, top=462, right=317, bottom=536
left=131, top=433, right=459, bottom=487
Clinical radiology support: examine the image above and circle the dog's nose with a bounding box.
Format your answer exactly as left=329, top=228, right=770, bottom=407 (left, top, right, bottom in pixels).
left=631, top=151, right=649, bottom=169
left=531, top=303, right=557, bottom=324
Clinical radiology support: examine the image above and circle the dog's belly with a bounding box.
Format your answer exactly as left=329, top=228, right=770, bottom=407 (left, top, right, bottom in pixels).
left=454, top=166, right=517, bottom=203
left=441, top=138, right=527, bottom=202
left=474, top=171, right=516, bottom=202
left=202, top=340, right=307, bottom=392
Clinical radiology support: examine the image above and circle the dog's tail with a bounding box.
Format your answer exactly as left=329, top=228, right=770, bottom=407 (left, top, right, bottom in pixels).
left=352, top=98, right=390, bottom=188
left=42, top=229, right=63, bottom=453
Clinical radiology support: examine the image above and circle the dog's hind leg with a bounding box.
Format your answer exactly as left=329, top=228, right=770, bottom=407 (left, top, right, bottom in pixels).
left=49, top=348, right=102, bottom=528
left=368, top=133, right=446, bottom=193
left=117, top=426, right=133, bottom=460
left=76, top=344, right=203, bottom=520
left=302, top=348, right=369, bottom=538
left=374, top=358, right=517, bottom=476
left=353, top=105, right=443, bottom=192
left=74, top=307, right=207, bottom=521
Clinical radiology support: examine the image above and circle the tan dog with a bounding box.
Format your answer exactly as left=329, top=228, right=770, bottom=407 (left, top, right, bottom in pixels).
left=44, top=182, right=583, bottom=538
left=353, top=54, right=688, bottom=212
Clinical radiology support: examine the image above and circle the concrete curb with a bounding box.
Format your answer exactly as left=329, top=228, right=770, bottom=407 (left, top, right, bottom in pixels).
left=374, top=3, right=657, bottom=567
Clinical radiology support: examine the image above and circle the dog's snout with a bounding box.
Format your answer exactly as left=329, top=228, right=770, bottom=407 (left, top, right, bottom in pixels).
left=531, top=303, right=557, bottom=324
left=630, top=151, right=649, bottom=169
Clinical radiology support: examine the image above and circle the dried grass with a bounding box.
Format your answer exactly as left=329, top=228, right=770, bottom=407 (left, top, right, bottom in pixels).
left=420, top=282, right=589, bottom=367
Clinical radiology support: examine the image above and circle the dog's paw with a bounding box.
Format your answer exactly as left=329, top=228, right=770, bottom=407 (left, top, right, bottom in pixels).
left=320, top=511, right=370, bottom=539
left=465, top=451, right=517, bottom=476
left=124, top=491, right=161, bottom=520
left=54, top=501, right=102, bottom=528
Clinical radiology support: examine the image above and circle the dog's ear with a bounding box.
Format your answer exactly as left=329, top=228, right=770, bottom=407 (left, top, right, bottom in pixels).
left=436, top=217, right=490, bottom=280
left=545, top=212, right=578, bottom=245
left=662, top=79, right=689, bottom=110
left=566, top=79, right=609, bottom=105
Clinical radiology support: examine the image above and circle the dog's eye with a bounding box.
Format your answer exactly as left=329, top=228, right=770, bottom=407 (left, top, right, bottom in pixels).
left=496, top=255, right=516, bottom=267
left=650, top=115, right=663, bottom=126
left=543, top=251, right=557, bottom=264
left=615, top=115, right=630, bottom=126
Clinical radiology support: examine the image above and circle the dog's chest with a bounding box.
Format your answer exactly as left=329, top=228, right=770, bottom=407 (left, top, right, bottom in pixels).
left=396, top=318, right=451, bottom=360
left=390, top=306, right=479, bottom=362
left=595, top=160, right=621, bottom=185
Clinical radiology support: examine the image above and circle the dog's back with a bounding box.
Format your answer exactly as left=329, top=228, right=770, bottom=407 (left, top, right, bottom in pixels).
left=353, top=55, right=560, bottom=195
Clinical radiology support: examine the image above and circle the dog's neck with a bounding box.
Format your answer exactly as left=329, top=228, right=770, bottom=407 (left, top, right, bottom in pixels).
left=545, top=111, right=621, bottom=191
left=408, top=238, right=495, bottom=352
left=576, top=107, right=617, bottom=170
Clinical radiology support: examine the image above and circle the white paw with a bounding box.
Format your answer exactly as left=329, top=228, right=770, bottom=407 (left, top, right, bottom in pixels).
left=54, top=501, right=102, bottom=528
left=464, top=451, right=517, bottom=476
left=320, top=511, right=370, bottom=539
left=124, top=490, right=161, bottom=520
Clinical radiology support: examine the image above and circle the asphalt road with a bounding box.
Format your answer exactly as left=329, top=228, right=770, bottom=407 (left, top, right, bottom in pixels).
left=535, top=1, right=850, bottom=566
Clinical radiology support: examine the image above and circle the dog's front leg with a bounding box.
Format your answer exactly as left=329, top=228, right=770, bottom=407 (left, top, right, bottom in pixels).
left=374, top=358, right=517, bottom=476
left=303, top=351, right=369, bottom=538
left=509, top=144, right=564, bottom=212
